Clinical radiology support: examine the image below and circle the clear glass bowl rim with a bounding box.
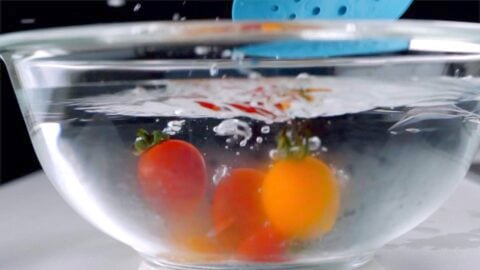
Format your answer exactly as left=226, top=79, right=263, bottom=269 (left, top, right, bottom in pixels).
left=1, top=19, right=480, bottom=55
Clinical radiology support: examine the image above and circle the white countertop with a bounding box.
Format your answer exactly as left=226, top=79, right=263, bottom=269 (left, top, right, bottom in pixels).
left=1, top=171, right=480, bottom=270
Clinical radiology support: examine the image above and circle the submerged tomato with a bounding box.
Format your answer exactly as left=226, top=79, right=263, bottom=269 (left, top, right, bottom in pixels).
left=237, top=225, right=286, bottom=262
left=212, top=168, right=266, bottom=250
left=262, top=156, right=340, bottom=240
left=138, top=139, right=207, bottom=216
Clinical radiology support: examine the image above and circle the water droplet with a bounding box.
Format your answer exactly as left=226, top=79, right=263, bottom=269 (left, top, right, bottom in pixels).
left=406, top=128, right=421, bottom=133
left=249, top=146, right=254, bottom=150
left=107, top=0, right=125, bottom=7
left=162, top=120, right=186, bottom=135
left=256, top=137, right=263, bottom=144
left=212, top=165, right=230, bottom=185
left=225, top=145, right=229, bottom=149
left=155, top=118, right=160, bottom=123
left=248, top=72, right=262, bottom=79
left=261, top=126, right=270, bottom=134
left=20, top=18, right=35, bottom=24
left=180, top=16, right=187, bottom=21
left=209, top=64, right=219, bottom=76
left=390, top=131, right=398, bottom=135
left=214, top=119, right=252, bottom=146
left=308, top=136, right=321, bottom=151
left=454, top=68, right=462, bottom=77
left=194, top=46, right=210, bottom=55
left=172, top=13, right=180, bottom=21
left=221, top=49, right=232, bottom=58
left=133, top=3, right=141, bottom=12
left=239, top=140, right=248, bottom=147
left=321, top=146, right=328, bottom=152
left=236, top=152, right=240, bottom=156
left=296, top=73, right=310, bottom=79
left=225, top=138, right=233, bottom=144
left=231, top=51, right=245, bottom=61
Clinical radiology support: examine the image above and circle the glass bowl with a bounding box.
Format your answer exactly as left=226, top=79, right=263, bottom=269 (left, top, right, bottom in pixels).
left=1, top=20, right=480, bottom=270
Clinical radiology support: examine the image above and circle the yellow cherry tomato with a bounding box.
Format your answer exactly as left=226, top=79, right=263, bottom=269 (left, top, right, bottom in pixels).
left=262, top=156, right=340, bottom=239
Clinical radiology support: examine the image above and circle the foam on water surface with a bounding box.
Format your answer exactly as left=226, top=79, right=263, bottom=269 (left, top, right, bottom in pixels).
left=70, top=77, right=479, bottom=122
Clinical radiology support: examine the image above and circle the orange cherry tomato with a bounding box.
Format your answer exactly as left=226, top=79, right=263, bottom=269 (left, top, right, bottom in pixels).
left=237, top=225, right=286, bottom=262
left=262, top=156, right=340, bottom=240
left=212, top=168, right=265, bottom=250
left=138, top=139, right=207, bottom=216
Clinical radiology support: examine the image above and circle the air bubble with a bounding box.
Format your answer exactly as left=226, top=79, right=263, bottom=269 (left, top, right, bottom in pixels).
left=321, top=146, right=328, bottom=152
left=248, top=72, right=262, bottom=79
left=308, top=136, right=321, bottom=151
left=194, top=46, right=211, bottom=55
left=210, top=64, right=219, bottom=76
left=174, top=109, right=183, bottom=116
left=269, top=149, right=286, bottom=160
left=221, top=49, right=232, bottom=58
left=256, top=137, right=263, bottom=144
left=261, top=126, right=270, bottom=134
left=212, top=165, right=230, bottom=185
left=296, top=73, right=310, bottom=79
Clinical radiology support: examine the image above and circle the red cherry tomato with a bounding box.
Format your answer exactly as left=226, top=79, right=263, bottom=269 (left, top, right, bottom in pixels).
left=138, top=139, right=207, bottom=216
left=237, top=225, right=286, bottom=262
left=212, top=168, right=265, bottom=250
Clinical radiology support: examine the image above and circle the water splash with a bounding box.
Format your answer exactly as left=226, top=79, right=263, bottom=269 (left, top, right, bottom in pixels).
left=213, top=119, right=252, bottom=146
left=162, top=120, right=185, bottom=135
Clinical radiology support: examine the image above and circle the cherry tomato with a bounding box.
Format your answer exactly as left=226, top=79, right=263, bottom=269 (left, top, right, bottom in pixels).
left=262, top=157, right=340, bottom=240
left=212, top=168, right=265, bottom=250
left=138, top=139, right=207, bottom=216
left=237, top=225, right=286, bottom=262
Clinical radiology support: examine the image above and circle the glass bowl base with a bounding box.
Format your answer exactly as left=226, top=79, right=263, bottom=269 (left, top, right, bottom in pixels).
left=139, top=252, right=373, bottom=270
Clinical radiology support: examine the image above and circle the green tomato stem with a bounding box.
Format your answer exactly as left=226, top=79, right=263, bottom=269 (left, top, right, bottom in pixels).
left=134, top=128, right=169, bottom=155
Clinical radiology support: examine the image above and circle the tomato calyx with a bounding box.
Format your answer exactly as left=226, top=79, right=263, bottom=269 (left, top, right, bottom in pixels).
left=275, top=121, right=312, bottom=160
left=134, top=128, right=170, bottom=155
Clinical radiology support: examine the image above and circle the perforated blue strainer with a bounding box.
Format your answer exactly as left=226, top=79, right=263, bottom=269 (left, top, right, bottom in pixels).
left=232, top=0, right=414, bottom=58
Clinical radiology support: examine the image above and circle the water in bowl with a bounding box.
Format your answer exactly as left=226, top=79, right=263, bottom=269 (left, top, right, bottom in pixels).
left=23, top=76, right=480, bottom=266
